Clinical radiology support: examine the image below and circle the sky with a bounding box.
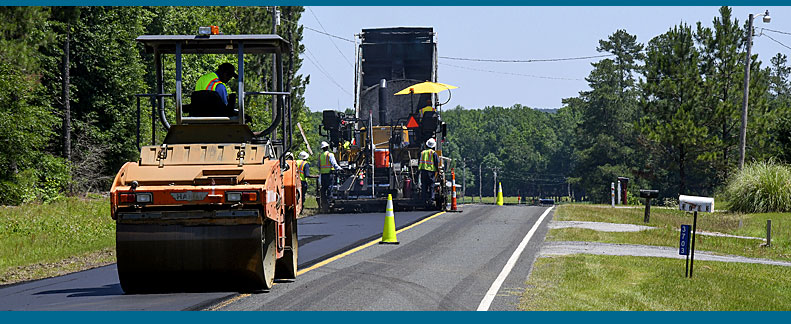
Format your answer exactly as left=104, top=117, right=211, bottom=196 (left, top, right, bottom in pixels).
left=297, top=6, right=791, bottom=112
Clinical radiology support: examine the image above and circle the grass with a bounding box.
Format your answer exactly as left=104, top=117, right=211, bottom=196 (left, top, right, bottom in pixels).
left=550, top=204, right=791, bottom=261
left=0, top=197, right=115, bottom=284
left=520, top=254, right=791, bottom=310
left=727, top=160, right=791, bottom=213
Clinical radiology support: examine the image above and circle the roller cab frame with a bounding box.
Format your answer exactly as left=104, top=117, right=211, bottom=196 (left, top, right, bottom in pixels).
left=111, top=33, right=300, bottom=293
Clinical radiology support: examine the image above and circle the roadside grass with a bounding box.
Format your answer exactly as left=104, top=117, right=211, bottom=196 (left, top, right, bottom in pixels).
left=550, top=204, right=791, bottom=261
left=0, top=197, right=114, bottom=283
left=520, top=254, right=791, bottom=310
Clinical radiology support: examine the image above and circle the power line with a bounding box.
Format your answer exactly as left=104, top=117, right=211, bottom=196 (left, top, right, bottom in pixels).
left=440, top=62, right=585, bottom=81
left=303, top=47, right=352, bottom=96
left=439, top=53, right=615, bottom=63
left=307, top=7, right=354, bottom=67
left=761, top=27, right=791, bottom=36
left=281, top=16, right=356, bottom=43
left=763, top=33, right=791, bottom=52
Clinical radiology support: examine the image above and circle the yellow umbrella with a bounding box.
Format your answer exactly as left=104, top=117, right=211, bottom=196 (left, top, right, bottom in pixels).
left=394, top=81, right=458, bottom=95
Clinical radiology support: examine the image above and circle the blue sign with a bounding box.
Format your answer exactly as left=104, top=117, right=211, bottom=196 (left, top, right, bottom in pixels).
left=679, top=225, right=691, bottom=255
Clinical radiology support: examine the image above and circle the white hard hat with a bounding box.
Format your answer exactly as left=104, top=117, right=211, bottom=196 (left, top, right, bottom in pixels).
left=298, top=151, right=309, bottom=160
left=426, top=138, right=436, bottom=148
left=320, top=141, right=330, bottom=149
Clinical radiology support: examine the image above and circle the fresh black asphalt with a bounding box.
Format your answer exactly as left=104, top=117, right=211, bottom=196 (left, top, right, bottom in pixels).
left=0, top=210, right=436, bottom=310
left=222, top=205, right=553, bottom=311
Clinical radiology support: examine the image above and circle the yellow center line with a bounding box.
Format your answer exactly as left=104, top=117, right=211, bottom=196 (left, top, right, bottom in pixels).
left=208, top=210, right=448, bottom=311
left=296, top=210, right=446, bottom=276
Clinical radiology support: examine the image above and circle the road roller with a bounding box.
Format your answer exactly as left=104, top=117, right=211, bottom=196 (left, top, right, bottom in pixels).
left=109, top=28, right=301, bottom=293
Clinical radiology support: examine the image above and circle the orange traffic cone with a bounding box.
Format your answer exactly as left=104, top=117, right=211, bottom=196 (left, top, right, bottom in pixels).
left=451, top=169, right=458, bottom=211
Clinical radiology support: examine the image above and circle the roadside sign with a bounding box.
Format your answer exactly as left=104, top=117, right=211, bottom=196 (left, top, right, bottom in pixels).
left=679, top=225, right=691, bottom=255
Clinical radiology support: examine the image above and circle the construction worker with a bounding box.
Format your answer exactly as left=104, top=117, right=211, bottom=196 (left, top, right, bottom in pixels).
left=418, top=138, right=440, bottom=205
left=318, top=141, right=342, bottom=211
left=419, top=99, right=435, bottom=117
left=295, top=151, right=317, bottom=206
left=194, top=63, right=237, bottom=106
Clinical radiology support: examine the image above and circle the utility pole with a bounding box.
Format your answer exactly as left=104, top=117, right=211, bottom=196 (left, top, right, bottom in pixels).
left=739, top=10, right=771, bottom=170
left=492, top=167, right=500, bottom=199
left=479, top=163, right=482, bottom=203
left=462, top=159, right=466, bottom=203
left=271, top=6, right=280, bottom=138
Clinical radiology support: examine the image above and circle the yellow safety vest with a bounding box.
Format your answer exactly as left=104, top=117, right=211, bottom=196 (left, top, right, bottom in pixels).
left=319, top=151, right=334, bottom=174
left=195, top=72, right=225, bottom=92
left=420, top=106, right=435, bottom=116
left=418, top=149, right=436, bottom=172
left=295, top=160, right=307, bottom=181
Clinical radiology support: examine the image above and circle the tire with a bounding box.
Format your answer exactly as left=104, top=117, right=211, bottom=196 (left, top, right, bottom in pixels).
left=275, top=213, right=298, bottom=280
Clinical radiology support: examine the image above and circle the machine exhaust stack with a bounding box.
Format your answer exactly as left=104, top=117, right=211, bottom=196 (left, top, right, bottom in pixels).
left=378, top=79, right=388, bottom=125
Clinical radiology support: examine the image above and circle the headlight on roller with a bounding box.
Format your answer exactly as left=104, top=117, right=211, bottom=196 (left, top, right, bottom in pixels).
left=135, top=193, right=153, bottom=203
left=226, top=192, right=242, bottom=202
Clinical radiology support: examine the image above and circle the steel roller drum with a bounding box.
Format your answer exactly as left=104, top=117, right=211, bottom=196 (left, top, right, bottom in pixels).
left=116, top=223, right=266, bottom=293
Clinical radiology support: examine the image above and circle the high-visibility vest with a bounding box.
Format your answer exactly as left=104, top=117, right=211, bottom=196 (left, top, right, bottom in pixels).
left=195, top=72, right=225, bottom=92
left=420, top=105, right=435, bottom=116
left=295, top=160, right=307, bottom=181
left=319, top=151, right=334, bottom=174
left=418, top=149, right=436, bottom=172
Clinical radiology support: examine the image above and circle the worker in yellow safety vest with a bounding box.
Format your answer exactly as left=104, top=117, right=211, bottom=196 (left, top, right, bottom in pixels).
left=295, top=151, right=318, bottom=206
left=418, top=138, right=440, bottom=205
left=419, top=99, right=435, bottom=117
left=194, top=63, right=237, bottom=106
left=318, top=141, right=342, bottom=211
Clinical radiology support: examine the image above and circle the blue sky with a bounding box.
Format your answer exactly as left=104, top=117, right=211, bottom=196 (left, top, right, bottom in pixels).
left=299, top=6, right=791, bottom=111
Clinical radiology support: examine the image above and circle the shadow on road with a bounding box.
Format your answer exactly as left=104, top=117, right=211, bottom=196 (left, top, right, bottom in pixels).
left=34, top=284, right=123, bottom=297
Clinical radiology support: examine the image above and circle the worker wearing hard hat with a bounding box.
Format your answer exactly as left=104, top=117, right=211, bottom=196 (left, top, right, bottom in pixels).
left=195, top=63, right=237, bottom=106
left=295, top=151, right=318, bottom=206
left=418, top=138, right=440, bottom=205
left=318, top=141, right=342, bottom=211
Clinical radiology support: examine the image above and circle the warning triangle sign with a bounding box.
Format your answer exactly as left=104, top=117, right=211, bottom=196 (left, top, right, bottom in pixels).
left=406, top=116, right=419, bottom=128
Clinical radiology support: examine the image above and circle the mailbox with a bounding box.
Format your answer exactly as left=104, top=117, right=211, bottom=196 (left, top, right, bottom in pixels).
left=679, top=195, right=714, bottom=213
left=639, top=189, right=659, bottom=199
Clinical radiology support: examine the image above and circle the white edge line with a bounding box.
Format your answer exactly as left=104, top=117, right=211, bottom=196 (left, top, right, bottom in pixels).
left=476, top=206, right=554, bottom=311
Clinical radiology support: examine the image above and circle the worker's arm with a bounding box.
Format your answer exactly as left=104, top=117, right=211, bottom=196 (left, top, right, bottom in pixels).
left=433, top=151, right=440, bottom=172
left=304, top=162, right=319, bottom=179
left=215, top=83, right=229, bottom=105
left=329, top=153, right=342, bottom=170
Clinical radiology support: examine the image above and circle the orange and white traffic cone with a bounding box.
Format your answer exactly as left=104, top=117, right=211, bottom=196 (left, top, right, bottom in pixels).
left=451, top=169, right=458, bottom=211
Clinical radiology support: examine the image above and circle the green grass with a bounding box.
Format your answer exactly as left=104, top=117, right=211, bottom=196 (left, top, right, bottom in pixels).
left=0, top=197, right=114, bottom=275
left=550, top=205, right=791, bottom=261
left=520, top=254, right=791, bottom=310
left=726, top=160, right=791, bottom=213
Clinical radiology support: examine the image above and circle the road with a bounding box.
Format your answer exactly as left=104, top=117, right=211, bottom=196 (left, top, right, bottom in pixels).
left=221, top=205, right=553, bottom=311
left=0, top=210, right=436, bottom=310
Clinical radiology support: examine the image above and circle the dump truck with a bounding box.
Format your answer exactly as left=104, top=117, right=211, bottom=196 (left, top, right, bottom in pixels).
left=318, top=27, right=450, bottom=212
left=110, top=28, right=300, bottom=293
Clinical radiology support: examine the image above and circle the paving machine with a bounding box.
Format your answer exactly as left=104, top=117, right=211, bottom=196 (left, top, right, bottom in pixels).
left=110, top=28, right=300, bottom=293
left=318, top=27, right=450, bottom=212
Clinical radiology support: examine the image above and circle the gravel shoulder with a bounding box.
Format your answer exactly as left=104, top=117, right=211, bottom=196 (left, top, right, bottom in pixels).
left=540, top=241, right=791, bottom=267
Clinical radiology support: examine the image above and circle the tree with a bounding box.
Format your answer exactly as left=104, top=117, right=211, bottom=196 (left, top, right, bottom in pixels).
left=640, top=23, right=708, bottom=195
left=695, top=6, right=747, bottom=184
left=572, top=30, right=644, bottom=202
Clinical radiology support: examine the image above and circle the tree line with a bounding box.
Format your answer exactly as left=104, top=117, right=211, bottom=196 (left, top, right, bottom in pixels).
left=442, top=7, right=791, bottom=203
left=0, top=6, right=310, bottom=205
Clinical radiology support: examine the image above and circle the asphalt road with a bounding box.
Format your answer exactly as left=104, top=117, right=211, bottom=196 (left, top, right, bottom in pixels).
left=221, top=204, right=553, bottom=311
left=0, top=210, right=435, bottom=310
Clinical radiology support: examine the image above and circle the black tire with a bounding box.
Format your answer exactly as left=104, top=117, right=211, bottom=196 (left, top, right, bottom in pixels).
left=275, top=212, right=298, bottom=279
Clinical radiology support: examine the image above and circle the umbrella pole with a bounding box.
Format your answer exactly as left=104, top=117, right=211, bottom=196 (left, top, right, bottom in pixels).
left=410, top=91, right=414, bottom=115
